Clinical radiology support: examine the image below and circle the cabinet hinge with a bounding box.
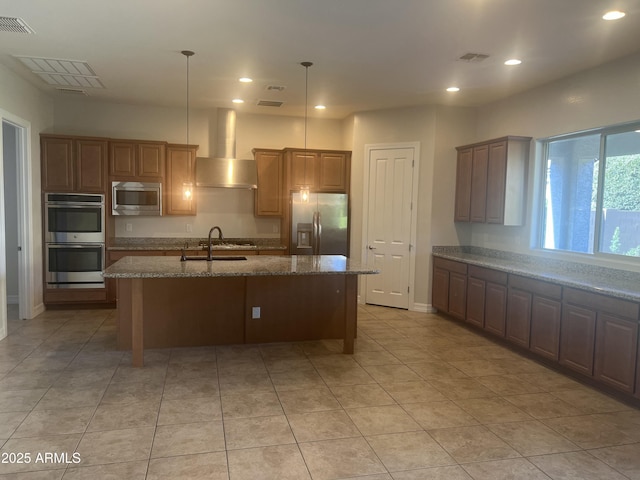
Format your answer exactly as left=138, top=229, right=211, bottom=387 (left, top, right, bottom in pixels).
left=409, top=244, right=413, bottom=252
left=412, top=159, right=415, bottom=167
left=407, top=286, right=410, bottom=293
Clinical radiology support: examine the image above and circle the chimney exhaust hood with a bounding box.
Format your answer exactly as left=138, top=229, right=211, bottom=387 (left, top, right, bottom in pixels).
left=196, top=109, right=258, bottom=189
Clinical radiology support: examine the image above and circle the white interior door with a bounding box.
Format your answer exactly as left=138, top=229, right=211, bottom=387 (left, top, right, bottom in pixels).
left=365, top=147, right=415, bottom=308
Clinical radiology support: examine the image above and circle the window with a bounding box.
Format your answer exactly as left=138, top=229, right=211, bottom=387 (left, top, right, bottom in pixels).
left=541, top=124, right=640, bottom=258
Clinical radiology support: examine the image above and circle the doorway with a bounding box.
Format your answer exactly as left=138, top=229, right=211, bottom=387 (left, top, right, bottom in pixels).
left=362, top=143, right=420, bottom=309
left=1, top=113, right=34, bottom=340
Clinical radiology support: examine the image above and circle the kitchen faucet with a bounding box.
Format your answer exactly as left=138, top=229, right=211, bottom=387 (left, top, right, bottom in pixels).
left=207, top=226, right=224, bottom=260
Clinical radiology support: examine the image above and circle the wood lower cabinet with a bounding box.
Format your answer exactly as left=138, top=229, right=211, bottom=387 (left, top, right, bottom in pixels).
left=165, top=144, right=198, bottom=215
left=506, top=287, right=532, bottom=348
left=253, top=149, right=284, bottom=216
left=41, top=135, right=108, bottom=193
left=596, top=313, right=638, bottom=393
left=560, top=302, right=597, bottom=376
left=466, top=265, right=508, bottom=334
left=530, top=295, right=562, bottom=360
left=432, top=257, right=467, bottom=320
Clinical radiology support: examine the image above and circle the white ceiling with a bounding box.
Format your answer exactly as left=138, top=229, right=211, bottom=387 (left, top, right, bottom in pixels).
left=1, top=0, right=640, bottom=119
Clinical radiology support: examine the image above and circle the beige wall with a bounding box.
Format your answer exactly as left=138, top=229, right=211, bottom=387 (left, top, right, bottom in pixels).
left=0, top=63, right=54, bottom=316
left=471, top=51, right=640, bottom=272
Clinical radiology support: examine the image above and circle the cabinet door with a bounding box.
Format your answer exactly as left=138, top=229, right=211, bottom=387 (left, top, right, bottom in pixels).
left=485, top=282, right=507, bottom=337
left=506, top=288, right=531, bottom=348
left=448, top=272, right=467, bottom=320
left=454, top=147, right=472, bottom=222
left=76, top=139, right=107, bottom=193
left=432, top=267, right=449, bottom=312
left=41, top=137, right=74, bottom=192
left=486, top=140, right=507, bottom=224
left=254, top=150, right=284, bottom=216
left=560, top=303, right=596, bottom=376
left=109, top=142, right=136, bottom=178
left=466, top=277, right=485, bottom=328
left=530, top=296, right=561, bottom=360
left=318, top=152, right=348, bottom=192
left=470, top=144, right=489, bottom=222
left=595, top=313, right=638, bottom=393
left=289, top=151, right=316, bottom=189
left=137, top=143, right=165, bottom=178
left=165, top=145, right=197, bottom=215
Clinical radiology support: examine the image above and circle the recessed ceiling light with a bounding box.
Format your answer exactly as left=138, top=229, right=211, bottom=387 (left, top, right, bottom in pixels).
left=603, top=10, right=625, bottom=20
left=504, top=59, right=522, bottom=66
left=239, top=77, right=253, bottom=83
left=314, top=105, right=326, bottom=110
left=232, top=98, right=244, bottom=104
left=446, top=87, right=460, bottom=92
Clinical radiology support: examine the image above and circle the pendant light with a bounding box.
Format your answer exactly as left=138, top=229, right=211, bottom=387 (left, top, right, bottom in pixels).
left=299, top=61, right=313, bottom=203
left=181, top=50, right=194, bottom=202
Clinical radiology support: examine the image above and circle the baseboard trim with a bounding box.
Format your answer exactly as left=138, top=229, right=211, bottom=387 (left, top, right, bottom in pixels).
left=412, top=302, right=437, bottom=313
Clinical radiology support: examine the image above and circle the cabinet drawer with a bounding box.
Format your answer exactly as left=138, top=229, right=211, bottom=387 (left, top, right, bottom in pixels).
left=509, top=275, right=562, bottom=299
left=468, top=265, right=507, bottom=285
left=433, top=257, right=467, bottom=275
left=563, top=287, right=639, bottom=320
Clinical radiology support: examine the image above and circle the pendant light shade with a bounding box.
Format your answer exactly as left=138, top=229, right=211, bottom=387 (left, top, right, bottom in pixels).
left=300, top=61, right=313, bottom=204
left=181, top=50, right=195, bottom=202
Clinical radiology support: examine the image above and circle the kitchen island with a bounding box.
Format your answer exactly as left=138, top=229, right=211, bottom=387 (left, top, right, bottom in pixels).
left=103, top=255, right=377, bottom=366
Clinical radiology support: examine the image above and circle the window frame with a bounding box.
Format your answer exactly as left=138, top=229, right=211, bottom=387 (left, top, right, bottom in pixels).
left=538, top=120, right=640, bottom=262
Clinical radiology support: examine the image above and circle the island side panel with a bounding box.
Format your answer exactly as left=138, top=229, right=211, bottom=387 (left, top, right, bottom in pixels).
left=245, top=274, right=347, bottom=344
left=343, top=275, right=357, bottom=354
left=117, top=277, right=246, bottom=349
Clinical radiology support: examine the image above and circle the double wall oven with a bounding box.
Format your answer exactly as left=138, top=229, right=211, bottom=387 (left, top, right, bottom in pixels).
left=45, top=193, right=105, bottom=289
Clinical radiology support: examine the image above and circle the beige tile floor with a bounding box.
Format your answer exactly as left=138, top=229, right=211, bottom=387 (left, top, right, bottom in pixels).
left=1, top=303, right=640, bottom=479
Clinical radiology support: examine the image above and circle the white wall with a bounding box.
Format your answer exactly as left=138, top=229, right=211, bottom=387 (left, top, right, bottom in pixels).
left=471, top=51, right=640, bottom=271
left=0, top=63, right=54, bottom=317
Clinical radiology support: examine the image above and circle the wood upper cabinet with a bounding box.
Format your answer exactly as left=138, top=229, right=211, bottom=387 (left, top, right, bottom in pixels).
left=454, top=136, right=531, bottom=225
left=165, top=144, right=197, bottom=215
left=454, top=147, right=472, bottom=222
left=284, top=149, right=351, bottom=193
left=41, top=135, right=107, bottom=193
left=470, top=145, right=489, bottom=223
left=253, top=149, right=284, bottom=216
left=109, top=141, right=165, bottom=180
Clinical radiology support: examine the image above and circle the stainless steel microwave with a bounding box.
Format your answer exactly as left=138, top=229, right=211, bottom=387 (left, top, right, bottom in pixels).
left=112, top=181, right=162, bottom=216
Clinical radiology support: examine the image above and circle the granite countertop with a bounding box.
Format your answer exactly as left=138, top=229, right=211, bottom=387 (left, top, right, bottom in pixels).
left=103, top=255, right=378, bottom=278
left=108, top=237, right=286, bottom=251
left=433, top=246, right=640, bottom=303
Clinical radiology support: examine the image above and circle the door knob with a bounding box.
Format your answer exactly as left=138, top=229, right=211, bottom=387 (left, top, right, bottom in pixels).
left=368, top=245, right=376, bottom=250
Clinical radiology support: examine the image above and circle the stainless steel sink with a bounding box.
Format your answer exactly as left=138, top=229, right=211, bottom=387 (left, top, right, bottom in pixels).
left=180, top=255, right=247, bottom=262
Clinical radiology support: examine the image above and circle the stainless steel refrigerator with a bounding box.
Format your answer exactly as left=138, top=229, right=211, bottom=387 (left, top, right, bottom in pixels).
left=291, top=193, right=349, bottom=256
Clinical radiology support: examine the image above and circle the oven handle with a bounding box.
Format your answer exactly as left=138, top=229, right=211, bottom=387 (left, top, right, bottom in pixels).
left=45, top=203, right=104, bottom=209
left=47, top=243, right=105, bottom=248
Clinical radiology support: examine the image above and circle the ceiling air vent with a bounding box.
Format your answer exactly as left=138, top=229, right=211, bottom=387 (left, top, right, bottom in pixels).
left=0, top=16, right=35, bottom=34
left=13, top=56, right=105, bottom=88
left=265, top=85, right=286, bottom=92
left=257, top=100, right=284, bottom=107
left=56, top=87, right=88, bottom=96
left=458, top=52, right=490, bottom=62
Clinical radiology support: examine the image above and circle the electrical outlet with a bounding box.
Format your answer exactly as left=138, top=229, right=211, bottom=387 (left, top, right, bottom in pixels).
left=251, top=306, right=261, bottom=319
left=125, top=223, right=132, bottom=232
left=272, top=224, right=279, bottom=233
left=186, top=224, right=192, bottom=233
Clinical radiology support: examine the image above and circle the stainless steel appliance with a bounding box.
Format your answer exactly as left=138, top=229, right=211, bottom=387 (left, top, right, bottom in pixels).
left=291, top=192, right=349, bottom=255
left=44, top=193, right=106, bottom=289
left=112, top=181, right=162, bottom=216
left=46, top=243, right=105, bottom=288
left=45, top=193, right=105, bottom=243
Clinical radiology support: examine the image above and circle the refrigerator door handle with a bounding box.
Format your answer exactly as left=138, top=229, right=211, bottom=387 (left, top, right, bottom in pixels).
left=316, top=211, right=322, bottom=254
left=312, top=211, right=319, bottom=255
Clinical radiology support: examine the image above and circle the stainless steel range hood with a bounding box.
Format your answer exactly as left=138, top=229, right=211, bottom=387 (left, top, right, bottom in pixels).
left=196, top=109, right=257, bottom=189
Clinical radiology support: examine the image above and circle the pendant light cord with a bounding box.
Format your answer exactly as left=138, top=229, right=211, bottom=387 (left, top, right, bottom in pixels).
left=301, top=61, right=313, bottom=151
left=182, top=50, right=195, bottom=146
